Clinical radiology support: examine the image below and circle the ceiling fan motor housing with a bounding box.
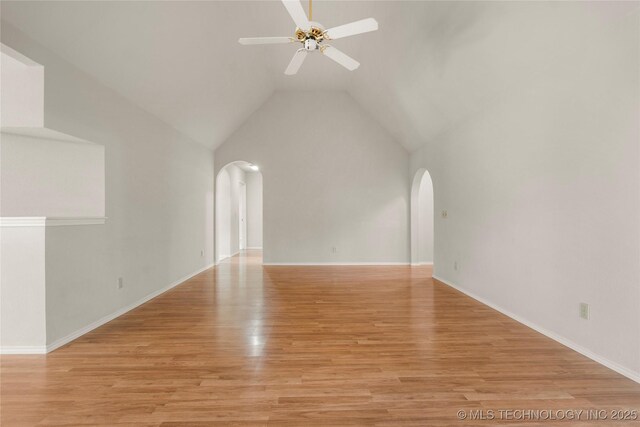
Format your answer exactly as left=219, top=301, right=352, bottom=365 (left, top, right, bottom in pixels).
left=296, top=22, right=325, bottom=51
left=304, top=38, right=318, bottom=50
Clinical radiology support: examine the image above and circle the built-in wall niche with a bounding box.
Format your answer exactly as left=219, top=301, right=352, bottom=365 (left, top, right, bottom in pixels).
left=0, top=132, right=105, bottom=217
left=0, top=44, right=106, bottom=354
left=0, top=43, right=105, bottom=219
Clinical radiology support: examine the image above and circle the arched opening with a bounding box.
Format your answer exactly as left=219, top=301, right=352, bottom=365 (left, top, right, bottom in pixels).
left=411, top=169, right=434, bottom=268
left=215, top=161, right=263, bottom=264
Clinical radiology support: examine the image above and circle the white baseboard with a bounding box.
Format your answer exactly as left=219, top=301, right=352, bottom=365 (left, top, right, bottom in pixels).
left=432, top=275, right=640, bottom=384
left=45, top=263, right=214, bottom=353
left=216, top=251, right=241, bottom=264
left=411, top=262, right=433, bottom=266
left=263, top=262, right=411, bottom=266
left=0, top=345, right=48, bottom=355
left=246, top=247, right=263, bottom=250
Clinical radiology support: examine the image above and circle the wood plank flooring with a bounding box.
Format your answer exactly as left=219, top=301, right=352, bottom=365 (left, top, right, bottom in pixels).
left=2, top=250, right=639, bottom=426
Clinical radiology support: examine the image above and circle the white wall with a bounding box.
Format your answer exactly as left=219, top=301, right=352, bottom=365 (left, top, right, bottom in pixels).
left=417, top=174, right=434, bottom=264
left=411, top=4, right=640, bottom=379
left=0, top=225, right=46, bottom=350
left=1, top=23, right=214, bottom=346
left=410, top=169, right=434, bottom=265
left=0, top=132, right=105, bottom=217
left=215, top=91, right=409, bottom=264
left=226, top=164, right=245, bottom=256
left=246, top=171, right=263, bottom=248
left=215, top=165, right=262, bottom=259
left=0, top=47, right=43, bottom=128
left=215, top=168, right=231, bottom=261
left=215, top=163, right=250, bottom=261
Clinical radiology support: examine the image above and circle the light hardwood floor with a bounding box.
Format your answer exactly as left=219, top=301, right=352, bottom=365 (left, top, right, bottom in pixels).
left=2, top=250, right=639, bottom=426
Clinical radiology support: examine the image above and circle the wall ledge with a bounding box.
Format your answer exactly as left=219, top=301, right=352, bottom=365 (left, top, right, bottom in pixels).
left=0, top=217, right=107, bottom=227
left=1, top=127, right=95, bottom=145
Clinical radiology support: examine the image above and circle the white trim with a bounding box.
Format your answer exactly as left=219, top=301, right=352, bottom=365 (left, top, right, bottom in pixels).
left=47, top=217, right=107, bottom=226
left=246, top=247, right=263, bottom=250
left=432, top=275, right=640, bottom=384
left=1, top=127, right=97, bottom=145
left=0, top=345, right=47, bottom=355
left=216, top=251, right=241, bottom=264
left=0, top=217, right=45, bottom=227
left=0, top=217, right=107, bottom=227
left=263, top=262, right=411, bottom=266
left=411, top=262, right=433, bottom=266
left=46, top=263, right=214, bottom=353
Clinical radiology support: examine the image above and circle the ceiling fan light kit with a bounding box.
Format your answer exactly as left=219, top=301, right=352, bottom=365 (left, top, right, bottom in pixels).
left=238, top=0, right=378, bottom=75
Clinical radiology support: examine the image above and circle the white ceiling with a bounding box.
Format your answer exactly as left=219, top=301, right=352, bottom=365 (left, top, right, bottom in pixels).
left=2, top=1, right=637, bottom=152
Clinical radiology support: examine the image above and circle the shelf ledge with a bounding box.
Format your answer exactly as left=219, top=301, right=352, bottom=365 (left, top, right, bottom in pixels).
left=0, top=217, right=107, bottom=227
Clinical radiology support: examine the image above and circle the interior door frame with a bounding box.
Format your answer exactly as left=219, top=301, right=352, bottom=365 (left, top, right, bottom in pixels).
left=238, top=181, right=247, bottom=251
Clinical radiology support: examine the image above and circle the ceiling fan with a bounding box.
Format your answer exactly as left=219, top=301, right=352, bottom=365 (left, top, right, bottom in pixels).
left=239, top=0, right=378, bottom=75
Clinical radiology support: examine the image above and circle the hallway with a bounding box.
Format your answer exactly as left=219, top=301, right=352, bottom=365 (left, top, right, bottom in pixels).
left=2, top=252, right=639, bottom=425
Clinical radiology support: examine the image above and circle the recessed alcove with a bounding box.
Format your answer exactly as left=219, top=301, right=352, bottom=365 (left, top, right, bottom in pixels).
left=0, top=44, right=106, bottom=352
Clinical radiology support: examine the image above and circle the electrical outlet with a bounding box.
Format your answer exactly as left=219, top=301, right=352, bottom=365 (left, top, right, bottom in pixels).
left=117, top=277, right=124, bottom=290
left=454, top=261, right=458, bottom=271
left=579, top=303, right=589, bottom=320
left=441, top=210, right=448, bottom=219
left=200, top=250, right=204, bottom=257
left=331, top=246, right=337, bottom=254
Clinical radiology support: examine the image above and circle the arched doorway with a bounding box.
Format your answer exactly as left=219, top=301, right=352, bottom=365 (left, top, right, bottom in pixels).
left=215, top=161, right=263, bottom=264
left=411, top=169, right=434, bottom=267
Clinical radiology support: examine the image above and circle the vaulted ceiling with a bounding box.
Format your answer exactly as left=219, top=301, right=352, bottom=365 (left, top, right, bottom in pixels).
left=2, top=1, right=637, bottom=152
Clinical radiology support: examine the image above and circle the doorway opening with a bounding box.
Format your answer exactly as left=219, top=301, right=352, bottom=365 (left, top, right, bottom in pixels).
left=215, top=161, right=263, bottom=264
left=411, top=169, right=434, bottom=267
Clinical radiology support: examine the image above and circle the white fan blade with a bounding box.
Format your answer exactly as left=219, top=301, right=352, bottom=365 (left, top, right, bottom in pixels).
left=285, top=49, right=308, bottom=75
left=239, top=37, right=294, bottom=45
left=281, top=0, right=311, bottom=31
left=324, top=18, right=378, bottom=40
left=321, top=46, right=360, bottom=71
